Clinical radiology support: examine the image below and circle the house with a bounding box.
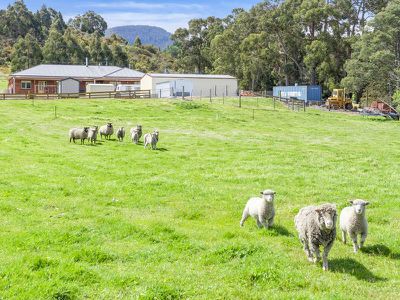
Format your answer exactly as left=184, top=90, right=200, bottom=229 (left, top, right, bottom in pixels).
left=8, top=64, right=144, bottom=94
left=140, top=73, right=238, bottom=98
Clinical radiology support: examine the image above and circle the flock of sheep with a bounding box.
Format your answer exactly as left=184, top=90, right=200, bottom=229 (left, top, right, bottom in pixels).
left=68, top=123, right=160, bottom=149
left=241, top=190, right=369, bottom=271
left=69, top=122, right=369, bottom=272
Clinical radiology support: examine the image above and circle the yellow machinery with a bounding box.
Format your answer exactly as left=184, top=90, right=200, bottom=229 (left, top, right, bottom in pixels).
left=326, top=89, right=353, bottom=110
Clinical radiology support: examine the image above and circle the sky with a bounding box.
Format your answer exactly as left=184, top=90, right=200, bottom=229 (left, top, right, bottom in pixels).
left=0, top=0, right=261, bottom=32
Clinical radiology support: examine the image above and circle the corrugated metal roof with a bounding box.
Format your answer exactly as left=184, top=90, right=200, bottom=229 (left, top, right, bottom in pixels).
left=146, top=73, right=237, bottom=79
left=11, top=64, right=143, bottom=79
left=104, top=68, right=144, bottom=78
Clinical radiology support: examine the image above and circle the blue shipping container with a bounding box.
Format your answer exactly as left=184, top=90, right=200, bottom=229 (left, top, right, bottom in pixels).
left=273, top=85, right=322, bottom=102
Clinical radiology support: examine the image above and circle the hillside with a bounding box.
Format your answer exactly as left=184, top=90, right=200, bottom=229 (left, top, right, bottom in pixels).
left=106, top=25, right=173, bottom=49
left=0, top=98, right=399, bottom=298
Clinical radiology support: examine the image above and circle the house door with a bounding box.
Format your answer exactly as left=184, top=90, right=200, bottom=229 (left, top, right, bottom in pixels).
left=37, top=81, right=47, bottom=93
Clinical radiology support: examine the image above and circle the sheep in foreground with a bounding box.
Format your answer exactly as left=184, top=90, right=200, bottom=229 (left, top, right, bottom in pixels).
left=144, top=130, right=159, bottom=150
left=295, top=204, right=337, bottom=271
left=240, top=190, right=276, bottom=229
left=88, top=126, right=98, bottom=144
left=99, top=123, right=114, bottom=140
left=130, top=125, right=142, bottom=144
left=69, top=127, right=89, bottom=144
left=340, top=199, right=369, bottom=253
left=117, top=127, right=125, bottom=142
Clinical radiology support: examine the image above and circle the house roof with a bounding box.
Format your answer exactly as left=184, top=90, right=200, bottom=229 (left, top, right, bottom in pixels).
left=145, top=73, right=237, bottom=80
left=11, top=64, right=144, bottom=80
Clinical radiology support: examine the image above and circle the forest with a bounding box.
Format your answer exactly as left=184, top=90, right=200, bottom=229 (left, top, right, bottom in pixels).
left=1, top=0, right=400, bottom=102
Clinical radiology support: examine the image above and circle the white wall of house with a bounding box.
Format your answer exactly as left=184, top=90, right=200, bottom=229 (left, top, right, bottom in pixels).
left=141, top=74, right=238, bottom=98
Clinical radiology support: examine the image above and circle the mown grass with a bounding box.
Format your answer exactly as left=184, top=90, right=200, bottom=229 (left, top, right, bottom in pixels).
left=0, top=98, right=399, bottom=299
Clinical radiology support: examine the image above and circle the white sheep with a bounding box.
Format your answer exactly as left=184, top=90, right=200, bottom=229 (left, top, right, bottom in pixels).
left=69, top=127, right=89, bottom=144
left=130, top=125, right=142, bottom=144
left=117, top=127, right=125, bottom=142
left=88, top=126, right=98, bottom=144
left=144, top=130, right=159, bottom=150
left=99, top=123, right=114, bottom=140
left=240, top=190, right=276, bottom=229
left=340, top=199, right=369, bottom=253
left=294, top=204, right=337, bottom=271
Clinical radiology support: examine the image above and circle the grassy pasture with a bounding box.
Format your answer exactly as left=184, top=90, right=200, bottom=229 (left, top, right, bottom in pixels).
left=0, top=98, right=399, bottom=299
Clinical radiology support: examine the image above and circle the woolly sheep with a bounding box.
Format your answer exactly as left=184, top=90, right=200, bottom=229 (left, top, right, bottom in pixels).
left=117, top=127, right=125, bottom=142
left=88, top=126, right=98, bottom=144
left=130, top=125, right=142, bottom=144
left=340, top=199, right=369, bottom=253
left=294, top=204, right=337, bottom=271
left=144, top=130, right=159, bottom=150
left=240, top=189, right=276, bottom=229
left=99, top=123, right=114, bottom=140
left=69, top=127, right=89, bottom=144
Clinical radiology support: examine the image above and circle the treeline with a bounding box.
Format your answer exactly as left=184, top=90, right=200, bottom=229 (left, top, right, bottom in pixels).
left=2, top=0, right=400, bottom=101
left=170, top=0, right=397, bottom=101
left=0, top=1, right=175, bottom=73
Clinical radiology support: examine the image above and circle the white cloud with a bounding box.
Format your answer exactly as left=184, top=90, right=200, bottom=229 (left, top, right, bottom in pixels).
left=82, top=1, right=206, bottom=10
left=100, top=12, right=201, bottom=32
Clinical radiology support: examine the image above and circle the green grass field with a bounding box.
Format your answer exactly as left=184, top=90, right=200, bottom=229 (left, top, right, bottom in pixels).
left=0, top=98, right=399, bottom=299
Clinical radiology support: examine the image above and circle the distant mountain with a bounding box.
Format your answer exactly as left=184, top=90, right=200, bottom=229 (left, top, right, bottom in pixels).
left=106, top=25, right=173, bottom=49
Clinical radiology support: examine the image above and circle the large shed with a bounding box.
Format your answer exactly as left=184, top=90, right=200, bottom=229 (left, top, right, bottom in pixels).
left=141, top=73, right=238, bottom=98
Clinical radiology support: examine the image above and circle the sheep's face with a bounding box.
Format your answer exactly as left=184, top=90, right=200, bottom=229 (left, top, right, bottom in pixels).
left=350, top=199, right=369, bottom=215
left=316, top=205, right=337, bottom=231
left=84, top=127, right=89, bottom=133
left=107, top=123, right=113, bottom=128
left=260, top=190, right=275, bottom=203
left=137, top=125, right=142, bottom=129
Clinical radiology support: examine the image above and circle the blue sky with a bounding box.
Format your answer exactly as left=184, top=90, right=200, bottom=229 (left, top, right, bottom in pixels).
left=0, top=0, right=261, bottom=32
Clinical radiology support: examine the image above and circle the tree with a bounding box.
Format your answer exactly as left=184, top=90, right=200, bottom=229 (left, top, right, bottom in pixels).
left=68, top=11, right=107, bottom=36
left=10, top=33, right=42, bottom=72
left=342, top=0, right=400, bottom=101
left=133, top=36, right=142, bottom=47
left=63, top=28, right=86, bottom=64
left=42, top=24, right=68, bottom=63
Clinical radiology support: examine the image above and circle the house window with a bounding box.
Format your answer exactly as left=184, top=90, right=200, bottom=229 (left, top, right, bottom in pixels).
left=21, top=81, right=31, bottom=89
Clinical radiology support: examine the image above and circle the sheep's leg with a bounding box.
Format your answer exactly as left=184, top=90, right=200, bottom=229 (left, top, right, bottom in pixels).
left=256, top=219, right=263, bottom=229
left=360, top=232, right=367, bottom=248
left=258, top=216, right=269, bottom=229
left=322, top=240, right=334, bottom=271
left=350, top=232, right=359, bottom=253
left=268, top=217, right=274, bottom=227
left=342, top=230, right=347, bottom=244
left=311, top=243, right=321, bottom=263
left=240, top=209, right=249, bottom=227
left=302, top=240, right=313, bottom=262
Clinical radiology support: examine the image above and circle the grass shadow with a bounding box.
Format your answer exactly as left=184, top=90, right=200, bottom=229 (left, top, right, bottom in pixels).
left=270, top=224, right=293, bottom=237
left=330, top=258, right=386, bottom=282
left=361, top=244, right=400, bottom=260
left=156, top=147, right=168, bottom=152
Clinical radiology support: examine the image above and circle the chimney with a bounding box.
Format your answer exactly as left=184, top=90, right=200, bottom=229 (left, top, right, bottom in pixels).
left=85, top=57, right=88, bottom=67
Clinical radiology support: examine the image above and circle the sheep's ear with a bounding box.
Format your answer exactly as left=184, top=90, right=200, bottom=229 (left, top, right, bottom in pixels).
left=349, top=200, right=354, bottom=205
left=364, top=202, right=370, bottom=206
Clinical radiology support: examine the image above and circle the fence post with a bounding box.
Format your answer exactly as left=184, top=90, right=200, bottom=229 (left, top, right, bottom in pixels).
left=209, top=89, right=212, bottom=103
left=239, top=94, right=242, bottom=108
left=292, top=99, right=294, bottom=111
left=54, top=105, right=57, bottom=118
left=182, top=86, right=185, bottom=100
left=304, top=101, right=306, bottom=112
left=279, top=91, right=281, bottom=102
left=159, top=89, right=162, bottom=99
left=223, top=92, right=225, bottom=105
left=273, top=97, right=276, bottom=110
left=215, top=85, right=217, bottom=97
